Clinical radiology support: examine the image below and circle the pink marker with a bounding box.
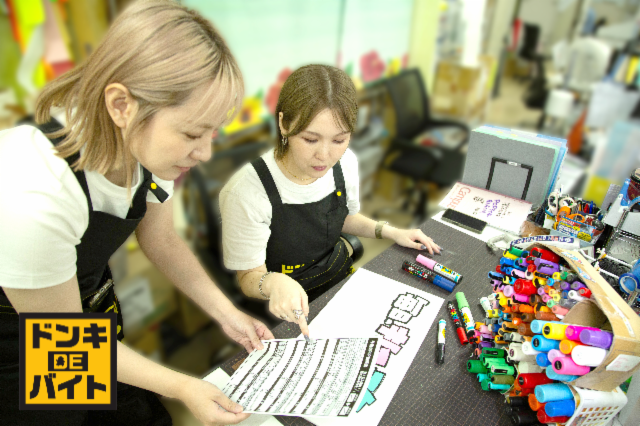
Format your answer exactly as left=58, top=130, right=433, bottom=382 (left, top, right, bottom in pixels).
left=513, top=293, right=530, bottom=303
left=416, top=255, right=462, bottom=283
left=552, top=305, right=569, bottom=316
left=547, top=349, right=566, bottom=363
left=565, top=325, right=599, bottom=341
left=553, top=357, right=591, bottom=375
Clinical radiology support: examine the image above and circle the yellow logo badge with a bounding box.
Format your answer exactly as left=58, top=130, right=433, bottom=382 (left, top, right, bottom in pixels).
left=20, top=313, right=117, bottom=410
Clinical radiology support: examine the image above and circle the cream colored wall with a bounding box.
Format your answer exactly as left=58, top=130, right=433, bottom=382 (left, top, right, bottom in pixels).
left=407, top=0, right=441, bottom=92
left=486, top=0, right=516, bottom=60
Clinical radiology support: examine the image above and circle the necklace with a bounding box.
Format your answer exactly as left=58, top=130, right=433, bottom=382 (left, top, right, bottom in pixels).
left=279, top=154, right=313, bottom=182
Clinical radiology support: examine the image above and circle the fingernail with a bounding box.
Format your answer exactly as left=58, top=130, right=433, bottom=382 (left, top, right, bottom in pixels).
left=306, top=316, right=309, bottom=322
left=304, top=334, right=310, bottom=343
left=420, top=245, right=427, bottom=250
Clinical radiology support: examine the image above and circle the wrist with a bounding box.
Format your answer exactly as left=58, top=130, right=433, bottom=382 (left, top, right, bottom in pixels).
left=381, top=224, right=398, bottom=240
left=169, top=372, right=195, bottom=401
left=261, top=272, right=276, bottom=299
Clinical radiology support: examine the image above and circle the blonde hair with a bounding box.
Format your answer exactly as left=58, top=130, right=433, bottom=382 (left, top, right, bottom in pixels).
left=275, top=64, right=357, bottom=160
left=36, top=0, right=243, bottom=190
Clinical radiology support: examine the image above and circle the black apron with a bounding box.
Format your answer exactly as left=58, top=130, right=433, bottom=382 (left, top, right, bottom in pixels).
left=0, top=121, right=172, bottom=425
left=252, top=157, right=353, bottom=302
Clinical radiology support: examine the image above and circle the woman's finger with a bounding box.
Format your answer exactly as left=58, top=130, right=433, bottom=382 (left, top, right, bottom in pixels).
left=297, top=315, right=310, bottom=337
left=417, top=240, right=434, bottom=255
left=418, top=237, right=440, bottom=254
left=301, top=292, right=310, bottom=319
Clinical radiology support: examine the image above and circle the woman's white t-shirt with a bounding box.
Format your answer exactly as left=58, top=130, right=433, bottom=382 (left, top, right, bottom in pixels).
left=219, top=147, right=360, bottom=271
left=0, top=125, right=174, bottom=290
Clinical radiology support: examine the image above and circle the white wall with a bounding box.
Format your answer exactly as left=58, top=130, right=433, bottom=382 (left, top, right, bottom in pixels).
left=485, top=0, right=517, bottom=60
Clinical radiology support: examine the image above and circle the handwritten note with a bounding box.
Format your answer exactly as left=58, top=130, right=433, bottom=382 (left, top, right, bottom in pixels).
left=439, top=182, right=532, bottom=234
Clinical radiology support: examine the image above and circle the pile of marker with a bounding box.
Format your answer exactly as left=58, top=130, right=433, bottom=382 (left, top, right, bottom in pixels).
left=461, top=245, right=618, bottom=425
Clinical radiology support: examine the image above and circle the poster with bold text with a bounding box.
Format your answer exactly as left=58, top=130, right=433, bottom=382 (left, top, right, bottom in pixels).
left=304, top=269, right=444, bottom=425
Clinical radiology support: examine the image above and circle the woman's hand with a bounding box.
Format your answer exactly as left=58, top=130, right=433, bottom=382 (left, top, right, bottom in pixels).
left=219, top=309, right=275, bottom=353
left=179, top=377, right=250, bottom=425
left=264, top=273, right=310, bottom=336
left=386, top=227, right=441, bottom=255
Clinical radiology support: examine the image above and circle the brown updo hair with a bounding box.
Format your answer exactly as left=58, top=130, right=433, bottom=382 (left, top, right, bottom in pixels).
left=275, top=64, right=358, bottom=160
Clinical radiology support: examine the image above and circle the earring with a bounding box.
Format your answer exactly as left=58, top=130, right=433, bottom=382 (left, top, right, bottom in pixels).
left=282, top=135, right=288, bottom=146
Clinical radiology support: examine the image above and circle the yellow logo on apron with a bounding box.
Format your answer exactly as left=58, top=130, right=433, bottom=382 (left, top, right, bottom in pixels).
left=282, top=264, right=305, bottom=274
left=19, top=313, right=117, bottom=410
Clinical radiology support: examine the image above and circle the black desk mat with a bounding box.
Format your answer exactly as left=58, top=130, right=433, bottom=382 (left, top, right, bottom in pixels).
left=219, top=219, right=510, bottom=425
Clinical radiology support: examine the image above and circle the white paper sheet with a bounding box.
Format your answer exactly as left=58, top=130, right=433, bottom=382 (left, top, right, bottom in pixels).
left=303, top=269, right=445, bottom=426
left=222, top=337, right=381, bottom=418
left=203, top=368, right=280, bottom=426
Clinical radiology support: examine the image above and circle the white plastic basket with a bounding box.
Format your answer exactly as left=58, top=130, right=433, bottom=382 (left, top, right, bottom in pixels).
left=565, top=385, right=628, bottom=426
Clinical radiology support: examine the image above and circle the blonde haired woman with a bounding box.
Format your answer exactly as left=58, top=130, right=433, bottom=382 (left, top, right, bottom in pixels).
left=0, top=1, right=272, bottom=425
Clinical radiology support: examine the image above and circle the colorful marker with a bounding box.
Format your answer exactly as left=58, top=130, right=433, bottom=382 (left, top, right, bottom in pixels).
left=402, top=261, right=456, bottom=292
left=437, top=319, right=446, bottom=363
left=416, top=254, right=462, bottom=283
left=447, top=301, right=468, bottom=345
left=456, top=292, right=475, bottom=337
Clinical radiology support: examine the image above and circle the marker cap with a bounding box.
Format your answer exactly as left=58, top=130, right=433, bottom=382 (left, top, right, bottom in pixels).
left=579, top=329, right=613, bottom=349
left=456, top=326, right=469, bottom=345
left=416, top=254, right=436, bottom=269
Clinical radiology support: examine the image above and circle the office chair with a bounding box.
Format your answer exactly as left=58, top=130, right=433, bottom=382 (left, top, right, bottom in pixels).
left=374, top=69, right=470, bottom=225
left=517, top=23, right=542, bottom=82
left=522, top=54, right=549, bottom=131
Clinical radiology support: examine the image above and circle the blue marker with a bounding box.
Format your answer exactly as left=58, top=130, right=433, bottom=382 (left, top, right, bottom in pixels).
left=402, top=261, right=456, bottom=292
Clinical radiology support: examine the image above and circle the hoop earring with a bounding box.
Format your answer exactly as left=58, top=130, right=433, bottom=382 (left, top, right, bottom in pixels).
left=282, top=135, right=288, bottom=146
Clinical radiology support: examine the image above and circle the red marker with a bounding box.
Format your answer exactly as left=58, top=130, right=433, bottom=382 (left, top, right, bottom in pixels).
left=447, top=301, right=468, bottom=345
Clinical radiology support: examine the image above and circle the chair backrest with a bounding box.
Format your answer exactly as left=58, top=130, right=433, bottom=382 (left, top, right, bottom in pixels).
left=519, top=23, right=541, bottom=61
left=384, top=69, right=431, bottom=140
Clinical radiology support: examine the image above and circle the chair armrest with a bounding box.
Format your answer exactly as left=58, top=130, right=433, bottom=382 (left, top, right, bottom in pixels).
left=341, top=233, right=364, bottom=264
left=425, top=119, right=470, bottom=151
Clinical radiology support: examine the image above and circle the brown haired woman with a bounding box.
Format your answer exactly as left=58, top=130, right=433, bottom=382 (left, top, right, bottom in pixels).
left=220, top=64, right=441, bottom=338
left=0, top=1, right=273, bottom=425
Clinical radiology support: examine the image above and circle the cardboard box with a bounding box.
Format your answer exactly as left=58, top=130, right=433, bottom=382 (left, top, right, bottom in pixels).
left=531, top=243, right=640, bottom=391
left=116, top=251, right=178, bottom=343
left=431, top=55, right=495, bottom=119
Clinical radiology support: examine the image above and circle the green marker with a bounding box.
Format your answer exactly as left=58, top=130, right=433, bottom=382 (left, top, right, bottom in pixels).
left=456, top=292, right=475, bottom=337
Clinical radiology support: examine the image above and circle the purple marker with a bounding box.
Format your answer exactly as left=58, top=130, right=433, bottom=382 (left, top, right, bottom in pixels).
left=503, top=286, right=515, bottom=297
left=535, top=258, right=560, bottom=275
left=579, top=329, right=613, bottom=349
left=571, top=282, right=586, bottom=290
left=560, top=281, right=571, bottom=291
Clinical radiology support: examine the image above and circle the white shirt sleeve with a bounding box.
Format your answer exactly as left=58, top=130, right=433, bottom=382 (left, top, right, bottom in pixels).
left=147, top=173, right=174, bottom=203
left=219, top=164, right=273, bottom=271
left=340, top=148, right=361, bottom=215
left=0, top=126, right=88, bottom=289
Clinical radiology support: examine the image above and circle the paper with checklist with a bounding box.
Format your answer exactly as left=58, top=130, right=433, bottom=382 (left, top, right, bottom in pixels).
left=222, top=337, right=380, bottom=418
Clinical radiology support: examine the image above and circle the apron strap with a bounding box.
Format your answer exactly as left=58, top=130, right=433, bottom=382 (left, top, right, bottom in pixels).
left=332, top=160, right=347, bottom=194
left=251, top=157, right=283, bottom=207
